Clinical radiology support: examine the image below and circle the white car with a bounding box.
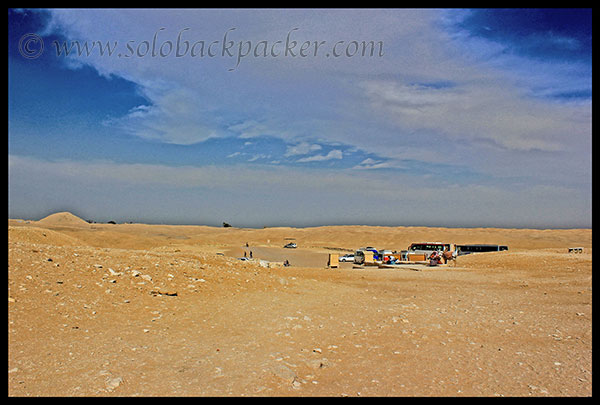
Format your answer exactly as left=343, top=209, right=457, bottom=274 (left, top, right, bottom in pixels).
left=284, top=242, right=297, bottom=248
left=339, top=254, right=354, bottom=262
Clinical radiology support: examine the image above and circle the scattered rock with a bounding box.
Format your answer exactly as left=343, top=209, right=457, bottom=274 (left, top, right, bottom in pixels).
left=108, top=268, right=122, bottom=276
left=105, top=376, right=123, bottom=392
left=272, top=364, right=297, bottom=384
left=214, top=367, right=224, bottom=377
left=306, top=358, right=330, bottom=370
left=150, top=287, right=178, bottom=297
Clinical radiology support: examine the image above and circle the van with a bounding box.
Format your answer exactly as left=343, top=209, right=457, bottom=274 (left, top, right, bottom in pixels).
left=354, top=249, right=366, bottom=264
left=354, top=248, right=378, bottom=264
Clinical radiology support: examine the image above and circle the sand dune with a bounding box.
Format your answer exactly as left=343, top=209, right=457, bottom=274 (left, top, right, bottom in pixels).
left=37, top=211, right=90, bottom=227
left=8, top=226, right=85, bottom=247
left=13, top=212, right=592, bottom=253
left=8, top=212, right=592, bottom=396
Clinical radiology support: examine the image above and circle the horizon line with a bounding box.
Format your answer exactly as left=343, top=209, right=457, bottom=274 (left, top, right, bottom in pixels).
left=9, top=212, right=592, bottom=231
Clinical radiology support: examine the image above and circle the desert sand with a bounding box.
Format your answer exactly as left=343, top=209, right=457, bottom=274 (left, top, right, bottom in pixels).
left=8, top=212, right=592, bottom=396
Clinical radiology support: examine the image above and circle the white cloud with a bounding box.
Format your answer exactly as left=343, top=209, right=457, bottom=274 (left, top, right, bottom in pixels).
left=360, top=79, right=589, bottom=152
left=353, top=158, right=395, bottom=170
left=284, top=142, right=322, bottom=157
left=247, top=154, right=270, bottom=162
left=45, top=9, right=590, bottom=157
left=228, top=120, right=269, bottom=139
left=296, top=149, right=342, bottom=162
left=105, top=84, right=224, bottom=145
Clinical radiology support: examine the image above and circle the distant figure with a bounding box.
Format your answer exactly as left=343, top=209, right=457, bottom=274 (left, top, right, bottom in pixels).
left=249, top=251, right=253, bottom=259
left=246, top=242, right=249, bottom=247
left=429, top=251, right=442, bottom=266
left=284, top=259, right=290, bottom=267
left=244, top=251, right=247, bottom=258
left=442, top=247, right=456, bottom=267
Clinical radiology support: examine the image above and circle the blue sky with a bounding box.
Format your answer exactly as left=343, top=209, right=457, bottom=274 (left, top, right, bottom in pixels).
left=8, top=9, right=592, bottom=228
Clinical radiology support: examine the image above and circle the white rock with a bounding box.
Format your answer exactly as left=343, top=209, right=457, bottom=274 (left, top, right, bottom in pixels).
left=272, top=364, right=296, bottom=384
left=105, top=376, right=123, bottom=392
left=108, top=268, right=121, bottom=276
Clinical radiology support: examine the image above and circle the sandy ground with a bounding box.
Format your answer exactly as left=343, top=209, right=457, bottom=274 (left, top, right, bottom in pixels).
left=8, top=212, right=592, bottom=396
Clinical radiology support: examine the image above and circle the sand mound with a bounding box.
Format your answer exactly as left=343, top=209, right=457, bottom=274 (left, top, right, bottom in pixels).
left=8, top=226, right=85, bottom=247
left=37, top=212, right=89, bottom=227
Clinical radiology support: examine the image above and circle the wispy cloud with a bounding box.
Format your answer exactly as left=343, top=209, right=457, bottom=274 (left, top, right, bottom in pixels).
left=296, top=149, right=342, bottom=163
left=105, top=85, right=224, bottom=145
left=353, top=158, right=393, bottom=170
left=228, top=120, right=294, bottom=140
left=360, top=78, right=587, bottom=152
left=284, top=142, right=322, bottom=157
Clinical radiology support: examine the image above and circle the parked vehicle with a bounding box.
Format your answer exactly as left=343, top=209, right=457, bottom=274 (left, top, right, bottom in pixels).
left=407, top=242, right=456, bottom=259
left=456, top=244, right=508, bottom=255
left=339, top=253, right=355, bottom=262
left=283, top=242, right=297, bottom=248
left=354, top=247, right=381, bottom=264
